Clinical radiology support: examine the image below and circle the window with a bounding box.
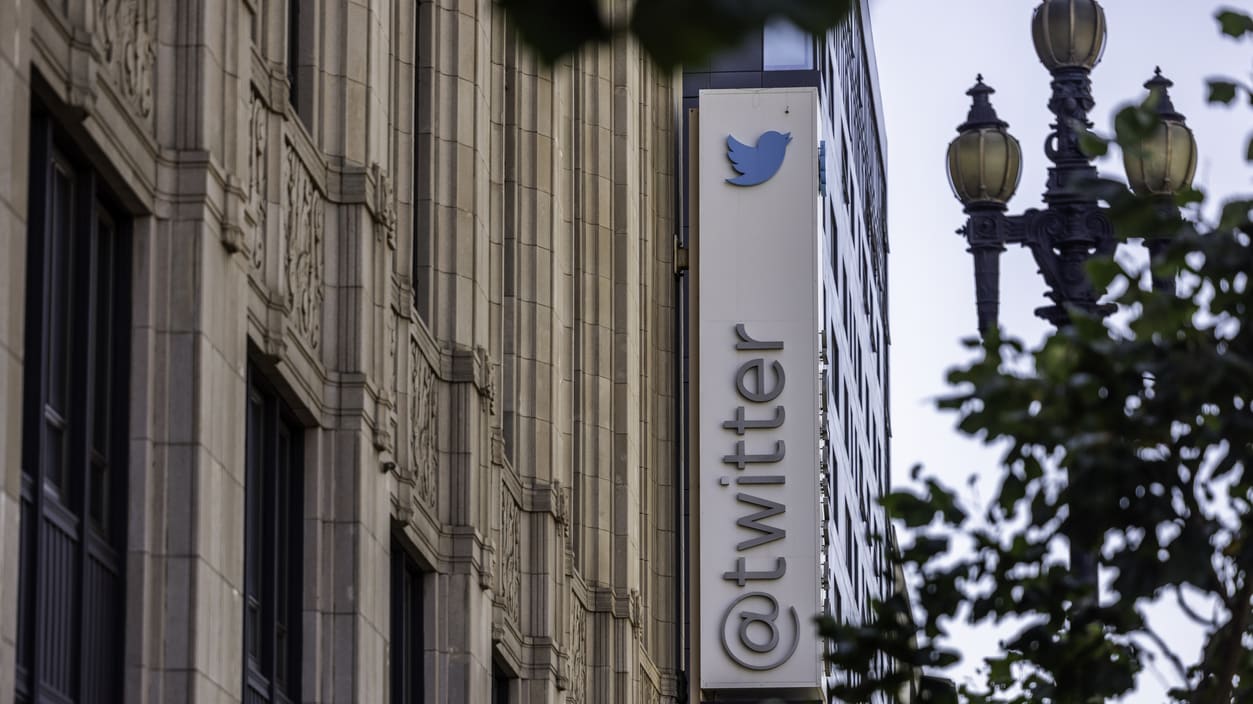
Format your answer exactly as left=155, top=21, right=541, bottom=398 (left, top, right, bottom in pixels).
left=286, top=0, right=312, bottom=124
left=411, top=3, right=430, bottom=322
left=844, top=506, right=854, bottom=577
left=763, top=19, right=814, bottom=71
left=244, top=368, right=304, bottom=703
left=391, top=539, right=425, bottom=704
left=841, top=135, right=851, bottom=205
left=286, top=0, right=300, bottom=111
left=17, top=106, right=130, bottom=704
left=492, top=664, right=512, bottom=704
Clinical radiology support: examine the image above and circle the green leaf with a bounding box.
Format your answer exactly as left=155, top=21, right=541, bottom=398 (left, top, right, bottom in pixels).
left=1207, top=80, right=1238, bottom=104
left=1216, top=9, right=1253, bottom=39
left=1114, top=104, right=1159, bottom=143
left=881, top=491, right=938, bottom=528
left=988, top=656, right=1014, bottom=687
left=498, top=0, right=857, bottom=69
left=630, top=0, right=854, bottom=70
left=1218, top=199, right=1253, bottom=229
left=1079, top=131, right=1109, bottom=158
left=1175, top=186, right=1206, bottom=207
left=496, top=0, right=610, bottom=64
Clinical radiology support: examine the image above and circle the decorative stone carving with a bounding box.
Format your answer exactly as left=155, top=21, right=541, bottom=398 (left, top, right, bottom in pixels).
left=283, top=147, right=325, bottom=349
left=247, top=89, right=267, bottom=269
left=373, top=162, right=397, bottom=249
left=482, top=542, right=497, bottom=591
left=499, top=489, right=521, bottom=621
left=567, top=606, right=588, bottom=704
left=554, top=481, right=571, bottom=538
left=97, top=0, right=155, bottom=119
left=485, top=355, right=499, bottom=417
left=409, top=343, right=438, bottom=510
left=387, top=309, right=399, bottom=403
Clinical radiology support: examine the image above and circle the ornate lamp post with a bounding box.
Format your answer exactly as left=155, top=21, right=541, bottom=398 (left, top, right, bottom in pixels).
left=947, top=0, right=1198, bottom=335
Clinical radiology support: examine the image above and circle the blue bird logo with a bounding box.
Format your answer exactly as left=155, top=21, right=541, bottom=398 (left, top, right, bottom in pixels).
left=725, top=130, right=792, bottom=187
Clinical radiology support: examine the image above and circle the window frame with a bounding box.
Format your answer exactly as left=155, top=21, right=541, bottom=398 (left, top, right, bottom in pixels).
left=411, top=0, right=431, bottom=323
left=285, top=0, right=314, bottom=126
left=390, top=538, right=425, bottom=704
left=243, top=366, right=305, bottom=704
left=17, top=102, right=132, bottom=704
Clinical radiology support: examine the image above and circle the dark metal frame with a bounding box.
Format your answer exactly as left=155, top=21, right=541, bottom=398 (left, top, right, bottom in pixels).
left=244, top=366, right=304, bottom=704
left=390, top=537, right=425, bottom=704
left=957, top=67, right=1127, bottom=333
left=955, top=33, right=1192, bottom=590
left=18, top=102, right=131, bottom=704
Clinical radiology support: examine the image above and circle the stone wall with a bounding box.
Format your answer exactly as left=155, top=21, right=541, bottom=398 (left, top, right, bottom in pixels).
left=0, top=0, right=680, bottom=702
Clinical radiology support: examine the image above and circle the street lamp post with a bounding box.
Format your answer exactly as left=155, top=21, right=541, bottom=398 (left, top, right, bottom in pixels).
left=946, top=0, right=1198, bottom=335
left=945, top=0, right=1200, bottom=593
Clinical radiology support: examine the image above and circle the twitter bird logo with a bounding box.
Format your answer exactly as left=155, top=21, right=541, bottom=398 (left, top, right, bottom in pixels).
left=725, top=130, right=792, bottom=187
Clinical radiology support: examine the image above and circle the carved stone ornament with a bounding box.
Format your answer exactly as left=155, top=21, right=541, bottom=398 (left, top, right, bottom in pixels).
left=629, top=588, right=643, bottom=647
left=484, top=353, right=499, bottom=417
left=373, top=163, right=397, bottom=249
left=499, top=489, right=521, bottom=622
left=409, top=343, right=438, bottom=510
left=554, top=482, right=571, bottom=539
left=481, top=543, right=496, bottom=592
left=374, top=309, right=400, bottom=453
left=248, top=89, right=268, bottom=269
left=97, top=0, right=155, bottom=119
left=566, top=606, right=588, bottom=704
left=283, top=147, right=325, bottom=349
left=387, top=309, right=400, bottom=404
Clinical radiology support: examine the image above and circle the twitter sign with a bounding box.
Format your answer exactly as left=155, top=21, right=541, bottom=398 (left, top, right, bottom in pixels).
left=696, top=87, right=822, bottom=697
left=725, top=131, right=793, bottom=187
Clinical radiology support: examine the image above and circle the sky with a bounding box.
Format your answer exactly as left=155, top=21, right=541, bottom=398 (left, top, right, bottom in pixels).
left=868, top=0, right=1253, bottom=700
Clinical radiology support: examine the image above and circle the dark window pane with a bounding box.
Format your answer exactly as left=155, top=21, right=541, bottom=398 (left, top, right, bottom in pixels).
left=89, top=458, right=107, bottom=533
left=391, top=541, right=424, bottom=704
left=46, top=162, right=73, bottom=419
left=287, top=0, right=300, bottom=113
left=493, top=665, right=510, bottom=704
left=244, top=368, right=303, bottom=703
left=245, top=391, right=263, bottom=663
left=19, top=114, right=130, bottom=704
left=42, top=423, right=65, bottom=493
left=91, top=214, right=115, bottom=458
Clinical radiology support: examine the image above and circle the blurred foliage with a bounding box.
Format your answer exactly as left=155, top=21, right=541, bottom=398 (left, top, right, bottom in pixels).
left=818, top=7, right=1253, bottom=703
left=495, top=0, right=854, bottom=69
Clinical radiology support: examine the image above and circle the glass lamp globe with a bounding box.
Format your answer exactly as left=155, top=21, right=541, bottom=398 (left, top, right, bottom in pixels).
left=1123, top=69, right=1198, bottom=196
left=947, top=77, right=1023, bottom=206
left=1031, top=0, right=1108, bottom=71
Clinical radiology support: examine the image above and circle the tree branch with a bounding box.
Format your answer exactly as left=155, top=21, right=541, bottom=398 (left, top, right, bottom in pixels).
left=1203, top=575, right=1253, bottom=704
left=1175, top=585, right=1217, bottom=628
left=1138, top=617, right=1190, bottom=682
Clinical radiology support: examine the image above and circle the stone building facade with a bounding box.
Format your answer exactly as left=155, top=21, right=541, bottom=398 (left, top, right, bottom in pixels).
left=0, top=1, right=680, bottom=702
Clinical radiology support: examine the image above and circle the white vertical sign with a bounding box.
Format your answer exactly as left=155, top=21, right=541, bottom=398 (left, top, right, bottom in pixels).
left=697, top=88, right=822, bottom=694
